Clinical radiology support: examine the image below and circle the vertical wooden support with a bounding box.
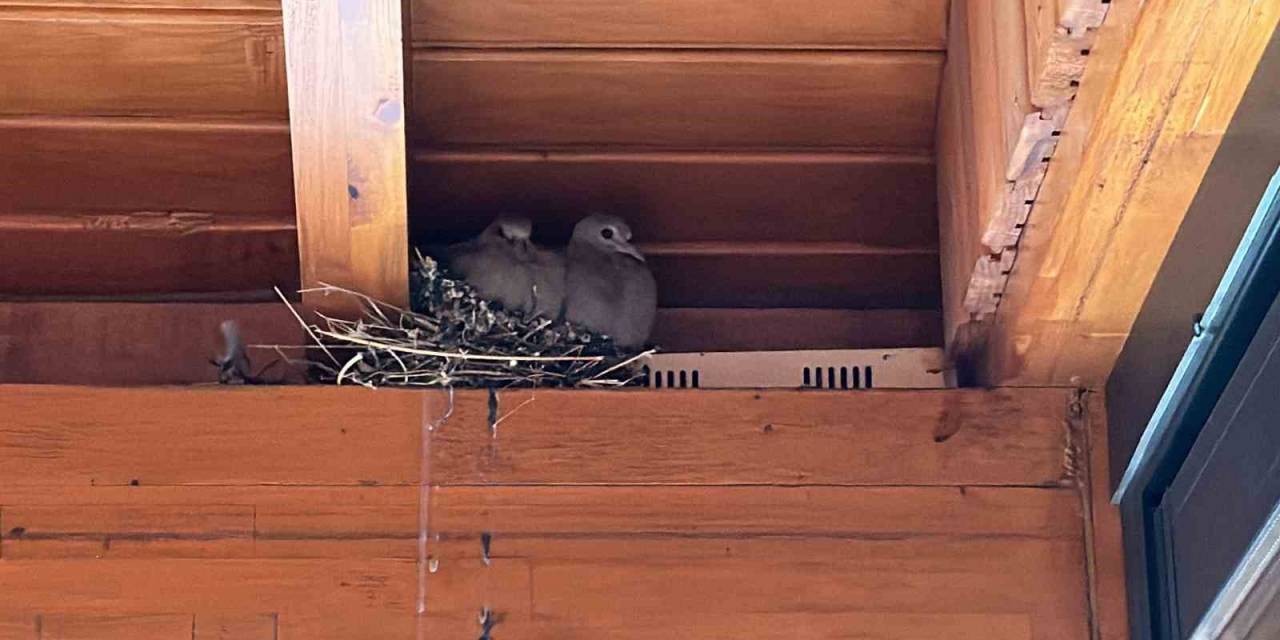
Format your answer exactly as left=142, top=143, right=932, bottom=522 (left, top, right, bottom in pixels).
left=282, top=0, right=410, bottom=315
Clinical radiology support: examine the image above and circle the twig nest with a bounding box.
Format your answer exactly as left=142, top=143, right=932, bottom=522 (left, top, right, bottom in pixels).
left=295, top=253, right=652, bottom=388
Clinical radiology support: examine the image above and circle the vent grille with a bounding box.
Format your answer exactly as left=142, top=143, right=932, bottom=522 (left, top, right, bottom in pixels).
left=640, top=348, right=949, bottom=390
left=643, top=367, right=701, bottom=389
left=802, top=365, right=874, bottom=389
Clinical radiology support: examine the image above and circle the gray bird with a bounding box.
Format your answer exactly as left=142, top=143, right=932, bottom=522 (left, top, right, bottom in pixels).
left=565, top=214, right=657, bottom=349
left=445, top=215, right=566, bottom=319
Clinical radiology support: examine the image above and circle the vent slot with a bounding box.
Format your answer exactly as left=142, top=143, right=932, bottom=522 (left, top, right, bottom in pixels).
left=643, top=348, right=948, bottom=390
left=648, top=367, right=701, bottom=389
left=800, top=365, right=878, bottom=390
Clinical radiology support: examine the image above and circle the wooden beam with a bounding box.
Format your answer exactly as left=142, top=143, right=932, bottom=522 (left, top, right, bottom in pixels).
left=981, top=0, right=1280, bottom=385
left=281, top=0, right=410, bottom=314
left=936, top=0, right=1034, bottom=361
left=0, top=302, right=304, bottom=386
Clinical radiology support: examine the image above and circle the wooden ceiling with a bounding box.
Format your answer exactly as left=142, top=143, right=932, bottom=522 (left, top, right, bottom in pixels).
left=406, top=0, right=947, bottom=348
left=0, top=0, right=946, bottom=351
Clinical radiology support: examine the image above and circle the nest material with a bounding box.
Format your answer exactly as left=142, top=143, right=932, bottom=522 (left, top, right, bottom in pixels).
left=280, top=252, right=651, bottom=388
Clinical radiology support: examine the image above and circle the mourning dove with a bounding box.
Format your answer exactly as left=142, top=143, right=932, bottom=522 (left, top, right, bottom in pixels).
left=565, top=214, right=657, bottom=349
left=445, top=215, right=566, bottom=319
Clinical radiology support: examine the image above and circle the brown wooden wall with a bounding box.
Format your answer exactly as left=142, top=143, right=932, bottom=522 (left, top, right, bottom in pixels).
left=0, top=386, right=1125, bottom=639
left=0, top=1, right=947, bottom=351
left=0, top=2, right=297, bottom=298
left=406, top=0, right=947, bottom=350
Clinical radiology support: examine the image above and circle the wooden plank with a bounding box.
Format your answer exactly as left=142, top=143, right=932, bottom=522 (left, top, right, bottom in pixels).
left=1024, top=0, right=1110, bottom=107
left=412, top=50, right=942, bottom=150
left=0, top=8, right=286, bottom=119
left=0, top=118, right=294, bottom=216
left=1085, top=393, right=1130, bottom=640
left=424, top=483, right=1087, bottom=639
left=0, top=387, right=423, bottom=486
left=423, top=613, right=1033, bottom=640
left=423, top=508, right=1085, bottom=640
left=410, top=150, right=938, bottom=247
left=0, top=486, right=419, bottom=559
left=985, top=0, right=1280, bottom=385
left=0, top=617, right=34, bottom=640
left=643, top=247, right=940, bottom=308
left=38, top=614, right=193, bottom=640
left=0, top=303, right=304, bottom=386
left=0, top=214, right=298, bottom=298
left=411, top=0, right=947, bottom=50
left=0, top=559, right=416, bottom=640
left=649, top=308, right=942, bottom=352
left=2, top=505, right=255, bottom=559
left=431, top=389, right=1070, bottom=486
left=936, top=0, right=1034, bottom=359
left=282, top=0, right=409, bottom=314
left=193, top=615, right=276, bottom=640
left=429, top=486, right=1082, bottom=538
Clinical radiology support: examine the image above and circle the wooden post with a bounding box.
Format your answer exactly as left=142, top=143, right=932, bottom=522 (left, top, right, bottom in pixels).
left=281, top=0, right=410, bottom=315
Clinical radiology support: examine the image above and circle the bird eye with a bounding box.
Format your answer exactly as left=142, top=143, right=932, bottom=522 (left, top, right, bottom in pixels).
left=600, top=228, right=615, bottom=240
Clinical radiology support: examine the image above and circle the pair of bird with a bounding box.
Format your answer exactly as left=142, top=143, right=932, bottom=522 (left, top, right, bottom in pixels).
left=444, top=214, right=657, bottom=349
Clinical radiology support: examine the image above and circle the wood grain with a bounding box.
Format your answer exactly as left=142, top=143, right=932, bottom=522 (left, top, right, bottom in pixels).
left=0, top=302, right=304, bottom=386
left=430, top=389, right=1071, bottom=486
left=986, top=0, right=1280, bottom=385
left=426, top=486, right=1087, bottom=640
left=410, top=150, right=937, bottom=247
left=0, top=118, right=294, bottom=216
left=0, top=387, right=1097, bottom=639
left=430, top=486, right=1082, bottom=537
left=0, top=213, right=298, bottom=297
left=37, top=614, right=194, bottom=640
left=936, top=0, right=1034, bottom=354
left=1086, top=393, right=1131, bottom=640
left=0, top=7, right=286, bottom=118
left=650, top=308, right=942, bottom=352
left=0, top=559, right=416, bottom=640
left=282, top=0, right=409, bottom=314
left=412, top=50, right=942, bottom=150
left=3, top=504, right=255, bottom=559
left=0, top=386, right=423, bottom=486
left=644, top=247, right=940, bottom=308
left=411, top=0, right=947, bottom=50
left=0, top=486, right=419, bottom=559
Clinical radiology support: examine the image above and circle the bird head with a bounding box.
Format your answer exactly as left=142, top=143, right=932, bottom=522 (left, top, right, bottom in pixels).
left=483, top=215, right=534, bottom=252
left=571, top=213, right=645, bottom=262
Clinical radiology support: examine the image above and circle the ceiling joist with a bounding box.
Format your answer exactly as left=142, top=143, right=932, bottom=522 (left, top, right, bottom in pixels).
left=281, top=0, right=410, bottom=315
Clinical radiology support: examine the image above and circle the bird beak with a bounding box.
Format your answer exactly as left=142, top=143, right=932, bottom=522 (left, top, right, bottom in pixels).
left=616, top=241, right=646, bottom=263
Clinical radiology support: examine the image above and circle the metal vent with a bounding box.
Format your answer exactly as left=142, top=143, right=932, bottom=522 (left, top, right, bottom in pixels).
left=641, top=348, right=950, bottom=390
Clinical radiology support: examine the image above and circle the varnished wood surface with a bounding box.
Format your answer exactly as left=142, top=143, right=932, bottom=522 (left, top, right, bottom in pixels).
left=0, top=6, right=287, bottom=118
left=282, top=0, right=409, bottom=314
left=412, top=0, right=948, bottom=50
left=0, top=1, right=295, bottom=305
left=0, top=118, right=294, bottom=216
left=936, top=0, right=1034, bottom=353
left=0, top=213, right=298, bottom=297
left=430, top=388, right=1071, bottom=486
left=410, top=150, right=937, bottom=247
left=0, top=386, right=1103, bottom=640
left=413, top=50, right=941, bottom=150
left=646, top=247, right=939, bottom=308
left=987, top=0, right=1280, bottom=384
left=650, top=308, right=942, bottom=351
left=0, top=302, right=304, bottom=385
